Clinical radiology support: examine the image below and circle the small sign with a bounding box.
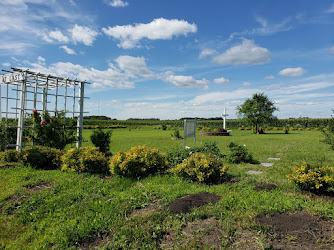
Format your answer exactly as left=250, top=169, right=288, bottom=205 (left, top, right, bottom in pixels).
left=0, top=72, right=24, bottom=84
left=184, top=119, right=197, bottom=148
left=184, top=119, right=196, bottom=138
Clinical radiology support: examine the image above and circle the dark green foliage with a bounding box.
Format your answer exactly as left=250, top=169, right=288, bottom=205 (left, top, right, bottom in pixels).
left=237, top=93, right=278, bottom=133
left=171, top=129, right=182, bottom=139
left=161, top=124, right=167, bottom=130
left=90, top=128, right=112, bottom=155
left=21, top=146, right=63, bottom=170
left=322, top=116, right=334, bottom=150
left=0, top=149, right=21, bottom=162
left=0, top=124, right=17, bottom=151
left=167, top=141, right=223, bottom=168
left=226, top=142, right=256, bottom=164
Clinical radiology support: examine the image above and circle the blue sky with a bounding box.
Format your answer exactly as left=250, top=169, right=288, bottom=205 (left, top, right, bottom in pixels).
left=1, top=0, right=334, bottom=119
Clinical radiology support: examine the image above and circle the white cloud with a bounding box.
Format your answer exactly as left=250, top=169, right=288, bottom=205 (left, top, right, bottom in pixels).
left=59, top=45, right=76, bottom=55
left=227, top=16, right=292, bottom=42
left=162, top=71, right=209, bottom=88
left=102, top=18, right=197, bottom=49
left=38, top=56, right=45, bottom=62
left=48, top=30, right=69, bottom=43
left=114, top=56, right=154, bottom=78
left=265, top=75, right=275, bottom=79
left=2, top=62, right=11, bottom=67
left=330, top=46, right=334, bottom=54
left=243, top=81, right=251, bottom=86
left=213, top=39, right=271, bottom=65
left=213, top=77, right=230, bottom=84
left=70, top=25, right=98, bottom=46
left=109, top=0, right=128, bottom=7
left=279, top=67, right=306, bottom=77
left=199, top=49, right=217, bottom=59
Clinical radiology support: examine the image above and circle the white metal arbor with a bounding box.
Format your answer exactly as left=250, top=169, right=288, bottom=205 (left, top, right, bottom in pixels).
left=0, top=68, right=89, bottom=151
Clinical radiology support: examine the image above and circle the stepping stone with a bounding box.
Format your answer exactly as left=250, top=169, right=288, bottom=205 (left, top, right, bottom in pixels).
left=268, top=157, right=280, bottom=160
left=246, top=170, right=263, bottom=175
left=261, top=163, right=274, bottom=167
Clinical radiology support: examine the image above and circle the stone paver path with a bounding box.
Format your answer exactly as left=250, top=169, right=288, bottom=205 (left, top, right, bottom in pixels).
left=261, top=163, right=274, bottom=167
left=268, top=157, right=280, bottom=160
left=246, top=170, right=263, bottom=175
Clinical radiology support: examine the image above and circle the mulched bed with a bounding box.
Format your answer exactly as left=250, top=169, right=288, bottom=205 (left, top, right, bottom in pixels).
left=256, top=212, right=334, bottom=249
left=168, top=192, right=221, bottom=214
left=254, top=183, right=277, bottom=191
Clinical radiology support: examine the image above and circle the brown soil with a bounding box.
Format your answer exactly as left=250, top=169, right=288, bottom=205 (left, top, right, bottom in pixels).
left=256, top=212, right=334, bottom=249
left=168, top=192, right=221, bottom=214
left=254, top=183, right=277, bottom=191
left=199, top=131, right=230, bottom=136
left=78, top=233, right=112, bottom=250
left=130, top=200, right=163, bottom=218
left=160, top=217, right=223, bottom=249
left=24, top=181, right=52, bottom=192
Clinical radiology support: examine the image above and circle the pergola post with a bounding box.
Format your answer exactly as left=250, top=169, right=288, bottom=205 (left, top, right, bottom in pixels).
left=16, top=76, right=27, bottom=151
left=76, top=81, right=85, bottom=148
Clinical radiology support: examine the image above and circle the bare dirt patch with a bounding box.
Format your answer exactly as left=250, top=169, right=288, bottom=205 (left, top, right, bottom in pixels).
left=24, top=181, right=52, bottom=192
left=168, top=192, right=221, bottom=214
left=78, top=233, right=112, bottom=250
left=254, top=183, right=277, bottom=191
left=160, top=217, right=223, bottom=249
left=130, top=199, right=163, bottom=218
left=256, top=212, right=334, bottom=249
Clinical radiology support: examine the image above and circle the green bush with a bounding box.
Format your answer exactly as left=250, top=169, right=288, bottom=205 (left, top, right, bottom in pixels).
left=61, top=147, right=109, bottom=174
left=171, top=129, right=182, bottom=139
left=287, top=162, right=334, bottom=192
left=0, top=149, right=21, bottom=162
left=110, top=145, right=168, bottom=178
left=171, top=152, right=228, bottom=184
left=167, top=141, right=223, bottom=168
left=226, top=142, right=256, bottom=164
left=0, top=124, right=17, bottom=152
left=90, top=128, right=112, bottom=155
left=21, top=146, right=63, bottom=170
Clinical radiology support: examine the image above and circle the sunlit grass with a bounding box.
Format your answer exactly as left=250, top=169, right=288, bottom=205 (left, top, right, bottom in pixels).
left=1, top=128, right=334, bottom=248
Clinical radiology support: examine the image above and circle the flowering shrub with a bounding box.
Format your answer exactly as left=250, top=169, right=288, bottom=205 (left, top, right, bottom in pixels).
left=0, top=149, right=21, bottom=162
left=61, top=147, right=109, bottom=174
left=29, top=110, right=77, bottom=150
left=226, top=142, right=256, bottom=164
left=110, top=145, right=168, bottom=178
left=287, top=162, right=334, bottom=192
left=172, top=152, right=228, bottom=184
left=21, top=146, right=63, bottom=170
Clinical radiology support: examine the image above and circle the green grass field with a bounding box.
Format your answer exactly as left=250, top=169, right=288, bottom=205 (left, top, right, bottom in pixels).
left=1, top=128, right=334, bottom=249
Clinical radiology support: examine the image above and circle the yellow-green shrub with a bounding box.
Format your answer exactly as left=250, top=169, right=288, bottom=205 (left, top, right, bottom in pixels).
left=110, top=145, right=168, bottom=178
left=287, top=162, right=334, bottom=192
left=61, top=147, right=109, bottom=174
left=0, top=149, right=21, bottom=162
left=314, top=128, right=319, bottom=131
left=21, top=146, right=63, bottom=170
left=172, top=152, right=228, bottom=184
left=273, top=127, right=279, bottom=130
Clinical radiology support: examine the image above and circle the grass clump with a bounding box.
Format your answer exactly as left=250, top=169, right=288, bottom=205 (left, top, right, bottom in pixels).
left=172, top=152, right=228, bottom=184
left=287, top=162, right=334, bottom=192
left=110, top=145, right=168, bottom=178
left=61, top=147, right=109, bottom=174
left=21, top=146, right=63, bottom=170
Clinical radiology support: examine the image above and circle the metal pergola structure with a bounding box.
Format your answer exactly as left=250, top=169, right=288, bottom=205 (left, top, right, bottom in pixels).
left=0, top=67, right=89, bottom=151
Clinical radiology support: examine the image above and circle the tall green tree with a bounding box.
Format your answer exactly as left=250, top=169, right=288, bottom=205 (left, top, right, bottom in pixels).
left=237, top=93, right=278, bottom=133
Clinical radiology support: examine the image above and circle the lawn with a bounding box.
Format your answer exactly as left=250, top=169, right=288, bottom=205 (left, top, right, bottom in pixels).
left=1, top=128, right=334, bottom=249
